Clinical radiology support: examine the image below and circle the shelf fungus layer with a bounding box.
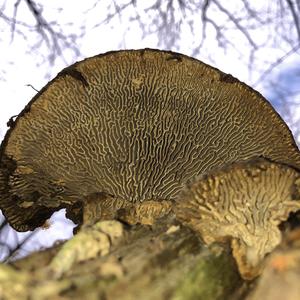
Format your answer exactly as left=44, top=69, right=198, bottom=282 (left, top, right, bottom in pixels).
left=175, top=158, right=300, bottom=279
left=0, top=49, right=300, bottom=231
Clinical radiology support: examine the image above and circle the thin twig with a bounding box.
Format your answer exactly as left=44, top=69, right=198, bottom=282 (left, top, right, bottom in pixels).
left=4, top=232, right=35, bottom=262
left=10, top=0, right=21, bottom=42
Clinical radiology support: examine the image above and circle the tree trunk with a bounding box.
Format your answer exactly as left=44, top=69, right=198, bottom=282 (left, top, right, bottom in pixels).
left=0, top=215, right=248, bottom=300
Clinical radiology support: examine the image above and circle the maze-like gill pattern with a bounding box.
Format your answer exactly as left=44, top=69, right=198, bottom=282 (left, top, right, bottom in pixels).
left=175, top=158, right=300, bottom=279
left=1, top=49, right=300, bottom=231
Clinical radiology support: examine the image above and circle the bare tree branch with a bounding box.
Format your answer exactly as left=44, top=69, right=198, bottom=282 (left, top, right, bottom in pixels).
left=2, top=0, right=83, bottom=67
left=286, top=0, right=300, bottom=42
left=212, top=0, right=258, bottom=50
left=4, top=232, right=35, bottom=262
left=253, top=43, right=300, bottom=87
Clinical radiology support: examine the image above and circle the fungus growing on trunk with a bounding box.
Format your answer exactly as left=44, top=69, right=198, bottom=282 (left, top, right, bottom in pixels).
left=0, top=49, right=300, bottom=231
left=175, top=158, right=300, bottom=279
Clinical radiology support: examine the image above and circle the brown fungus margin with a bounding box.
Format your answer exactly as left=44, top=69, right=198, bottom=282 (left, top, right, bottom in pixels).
left=0, top=49, right=300, bottom=232
left=175, top=157, right=300, bottom=279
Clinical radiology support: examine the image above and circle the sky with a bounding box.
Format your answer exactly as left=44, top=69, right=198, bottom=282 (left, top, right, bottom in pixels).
left=0, top=0, right=300, bottom=259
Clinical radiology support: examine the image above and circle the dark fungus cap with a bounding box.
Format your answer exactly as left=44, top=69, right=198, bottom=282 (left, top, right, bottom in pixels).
left=0, top=49, right=300, bottom=231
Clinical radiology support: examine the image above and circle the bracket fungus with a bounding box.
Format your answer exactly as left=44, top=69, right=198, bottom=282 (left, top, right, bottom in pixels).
left=0, top=49, right=300, bottom=232
left=175, top=158, right=300, bottom=279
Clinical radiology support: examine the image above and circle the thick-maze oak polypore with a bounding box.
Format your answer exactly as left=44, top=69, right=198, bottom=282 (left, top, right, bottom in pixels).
left=0, top=49, right=300, bottom=232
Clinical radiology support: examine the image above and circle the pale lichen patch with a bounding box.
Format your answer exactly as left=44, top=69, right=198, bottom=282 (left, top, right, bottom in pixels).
left=48, top=220, right=124, bottom=278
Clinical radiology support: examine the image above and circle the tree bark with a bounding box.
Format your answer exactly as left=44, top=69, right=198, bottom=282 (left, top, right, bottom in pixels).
left=0, top=215, right=247, bottom=300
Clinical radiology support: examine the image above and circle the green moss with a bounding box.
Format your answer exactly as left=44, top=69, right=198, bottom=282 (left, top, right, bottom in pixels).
left=172, top=251, right=242, bottom=300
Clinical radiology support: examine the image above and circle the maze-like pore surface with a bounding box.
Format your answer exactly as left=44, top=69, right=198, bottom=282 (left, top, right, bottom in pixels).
left=175, top=158, right=300, bottom=278
left=1, top=49, right=300, bottom=231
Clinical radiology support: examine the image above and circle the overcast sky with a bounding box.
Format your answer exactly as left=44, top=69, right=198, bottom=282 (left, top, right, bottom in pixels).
left=0, top=0, right=300, bottom=259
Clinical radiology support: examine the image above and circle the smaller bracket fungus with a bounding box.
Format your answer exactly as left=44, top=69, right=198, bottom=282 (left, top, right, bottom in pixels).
left=175, top=158, right=300, bottom=279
